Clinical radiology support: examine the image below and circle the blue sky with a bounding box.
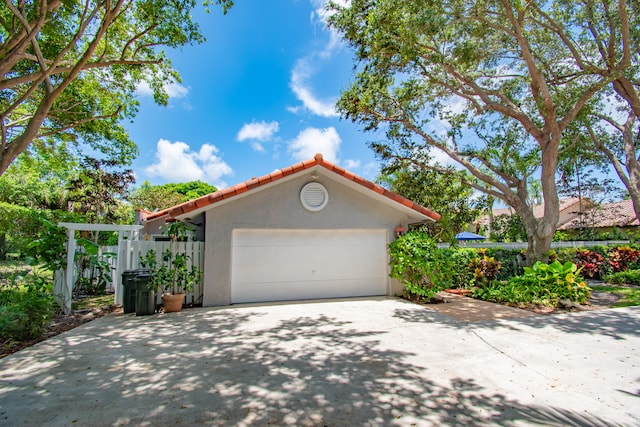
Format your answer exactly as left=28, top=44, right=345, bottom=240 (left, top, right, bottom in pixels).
left=126, top=0, right=381, bottom=190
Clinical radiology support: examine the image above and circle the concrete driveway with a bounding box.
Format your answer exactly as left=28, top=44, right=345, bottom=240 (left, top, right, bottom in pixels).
left=0, top=297, right=638, bottom=426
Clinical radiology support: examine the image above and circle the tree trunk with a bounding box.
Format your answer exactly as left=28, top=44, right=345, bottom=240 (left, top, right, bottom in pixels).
left=526, top=228, right=555, bottom=265
left=622, top=116, right=640, bottom=223
left=0, top=233, right=6, bottom=261
left=515, top=140, right=560, bottom=265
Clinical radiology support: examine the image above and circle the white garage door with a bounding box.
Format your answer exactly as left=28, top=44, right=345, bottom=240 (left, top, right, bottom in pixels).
left=231, top=229, right=388, bottom=304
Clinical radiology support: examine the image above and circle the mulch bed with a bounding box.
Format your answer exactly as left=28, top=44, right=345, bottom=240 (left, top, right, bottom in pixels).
left=444, top=285, right=625, bottom=315
left=1, top=304, right=122, bottom=359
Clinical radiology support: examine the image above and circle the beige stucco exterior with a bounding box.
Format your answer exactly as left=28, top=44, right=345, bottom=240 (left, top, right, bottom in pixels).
left=140, top=163, right=435, bottom=306
left=198, top=168, right=424, bottom=305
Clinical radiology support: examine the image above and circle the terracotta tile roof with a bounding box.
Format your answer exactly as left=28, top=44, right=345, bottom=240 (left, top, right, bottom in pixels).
left=476, top=197, right=594, bottom=227
left=146, top=153, right=440, bottom=222
left=559, top=199, right=639, bottom=230
left=490, top=197, right=584, bottom=218
left=136, top=207, right=170, bottom=222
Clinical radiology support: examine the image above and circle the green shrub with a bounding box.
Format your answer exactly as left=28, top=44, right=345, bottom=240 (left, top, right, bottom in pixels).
left=435, top=247, right=476, bottom=288
left=484, top=248, right=523, bottom=280
left=473, top=276, right=554, bottom=306
left=604, top=269, right=640, bottom=286
left=523, top=260, right=590, bottom=304
left=388, top=231, right=448, bottom=300
left=474, top=260, right=590, bottom=307
left=0, top=275, right=54, bottom=341
left=553, top=247, right=579, bottom=265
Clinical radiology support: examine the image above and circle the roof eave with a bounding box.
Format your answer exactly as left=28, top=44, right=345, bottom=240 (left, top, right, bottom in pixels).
left=166, top=153, right=440, bottom=223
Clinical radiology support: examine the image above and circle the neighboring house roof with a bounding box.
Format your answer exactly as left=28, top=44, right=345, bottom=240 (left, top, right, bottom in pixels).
left=559, top=199, right=639, bottom=230
left=490, top=197, right=586, bottom=218
left=139, top=153, right=440, bottom=224
left=476, top=197, right=594, bottom=227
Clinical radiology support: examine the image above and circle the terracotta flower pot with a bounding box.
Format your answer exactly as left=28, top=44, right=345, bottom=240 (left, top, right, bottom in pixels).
left=445, top=289, right=473, bottom=296
left=162, top=293, right=185, bottom=313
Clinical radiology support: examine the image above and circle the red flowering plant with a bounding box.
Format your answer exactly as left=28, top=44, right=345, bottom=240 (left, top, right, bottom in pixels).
left=575, top=249, right=605, bottom=279
left=469, top=249, right=503, bottom=287
left=608, top=246, right=640, bottom=273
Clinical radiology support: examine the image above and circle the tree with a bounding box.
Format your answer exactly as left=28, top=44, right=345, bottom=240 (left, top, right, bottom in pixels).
left=0, top=141, right=78, bottom=210
left=489, top=214, right=527, bottom=243
left=327, top=0, right=635, bottom=263
left=0, top=143, right=77, bottom=256
left=579, top=0, right=640, bottom=121
left=582, top=102, right=640, bottom=220
left=0, top=143, right=135, bottom=253
left=551, top=0, right=640, bottom=224
left=0, top=202, right=39, bottom=259
left=378, top=164, right=480, bottom=242
left=128, top=180, right=217, bottom=211
left=0, top=0, right=233, bottom=175
left=66, top=157, right=135, bottom=224
left=161, top=181, right=218, bottom=201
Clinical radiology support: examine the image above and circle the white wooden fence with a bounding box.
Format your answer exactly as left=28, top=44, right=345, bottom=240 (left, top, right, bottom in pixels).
left=114, top=241, right=205, bottom=306
left=54, top=240, right=205, bottom=311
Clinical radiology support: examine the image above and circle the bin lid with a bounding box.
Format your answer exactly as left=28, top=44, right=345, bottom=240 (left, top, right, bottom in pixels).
left=123, top=268, right=151, bottom=276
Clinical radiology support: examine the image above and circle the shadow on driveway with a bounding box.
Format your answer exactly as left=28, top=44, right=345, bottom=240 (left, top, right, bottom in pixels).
left=0, top=298, right=636, bottom=426
left=489, top=307, right=640, bottom=340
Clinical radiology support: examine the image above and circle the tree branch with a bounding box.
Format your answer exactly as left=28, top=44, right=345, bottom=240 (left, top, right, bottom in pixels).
left=37, top=106, right=123, bottom=138
left=0, top=0, right=62, bottom=76
left=0, top=59, right=163, bottom=91
left=587, top=119, right=630, bottom=188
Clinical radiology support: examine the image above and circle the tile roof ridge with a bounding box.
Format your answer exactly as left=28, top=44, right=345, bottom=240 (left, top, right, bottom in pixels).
left=159, top=153, right=440, bottom=222
left=139, top=207, right=171, bottom=221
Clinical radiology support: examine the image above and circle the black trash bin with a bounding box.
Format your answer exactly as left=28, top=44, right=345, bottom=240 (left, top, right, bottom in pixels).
left=134, top=273, right=156, bottom=316
left=121, top=269, right=150, bottom=313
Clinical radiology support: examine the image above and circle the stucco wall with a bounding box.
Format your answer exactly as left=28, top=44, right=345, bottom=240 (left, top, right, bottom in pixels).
left=140, top=216, right=166, bottom=239
left=203, top=170, right=413, bottom=306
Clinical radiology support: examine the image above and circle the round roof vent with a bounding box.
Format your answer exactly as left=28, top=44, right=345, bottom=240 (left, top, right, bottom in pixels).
left=300, top=182, right=329, bottom=212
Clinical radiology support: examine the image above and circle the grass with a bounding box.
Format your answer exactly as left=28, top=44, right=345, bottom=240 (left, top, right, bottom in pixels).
left=72, top=294, right=114, bottom=310
left=591, top=285, right=640, bottom=308
left=0, top=260, right=32, bottom=282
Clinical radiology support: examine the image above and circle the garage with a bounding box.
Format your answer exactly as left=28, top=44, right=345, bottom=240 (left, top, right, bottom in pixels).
left=231, top=229, right=388, bottom=303
left=142, top=153, right=440, bottom=306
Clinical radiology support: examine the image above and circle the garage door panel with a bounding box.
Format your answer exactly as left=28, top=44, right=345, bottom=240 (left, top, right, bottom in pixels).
left=231, top=279, right=386, bottom=304
left=233, top=229, right=384, bottom=248
left=231, top=229, right=388, bottom=304
left=233, top=246, right=386, bottom=271
left=235, top=240, right=387, bottom=265
left=234, top=260, right=387, bottom=284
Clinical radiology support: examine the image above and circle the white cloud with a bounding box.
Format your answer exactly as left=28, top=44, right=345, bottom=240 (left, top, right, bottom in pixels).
left=361, top=161, right=380, bottom=180
left=249, top=141, right=266, bottom=153
left=288, top=127, right=341, bottom=162
left=135, top=81, right=190, bottom=99
left=288, top=1, right=349, bottom=118
left=236, top=121, right=280, bottom=152
left=289, top=59, right=339, bottom=118
left=343, top=159, right=361, bottom=170
left=430, top=146, right=457, bottom=168
left=135, top=81, right=154, bottom=97
left=165, top=82, right=189, bottom=99
left=310, top=0, right=349, bottom=57
left=145, top=139, right=233, bottom=188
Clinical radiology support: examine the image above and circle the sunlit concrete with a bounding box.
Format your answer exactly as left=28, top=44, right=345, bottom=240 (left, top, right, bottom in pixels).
left=0, top=297, right=638, bottom=426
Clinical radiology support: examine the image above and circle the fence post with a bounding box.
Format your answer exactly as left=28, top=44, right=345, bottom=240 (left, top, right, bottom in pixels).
left=60, top=229, right=76, bottom=315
